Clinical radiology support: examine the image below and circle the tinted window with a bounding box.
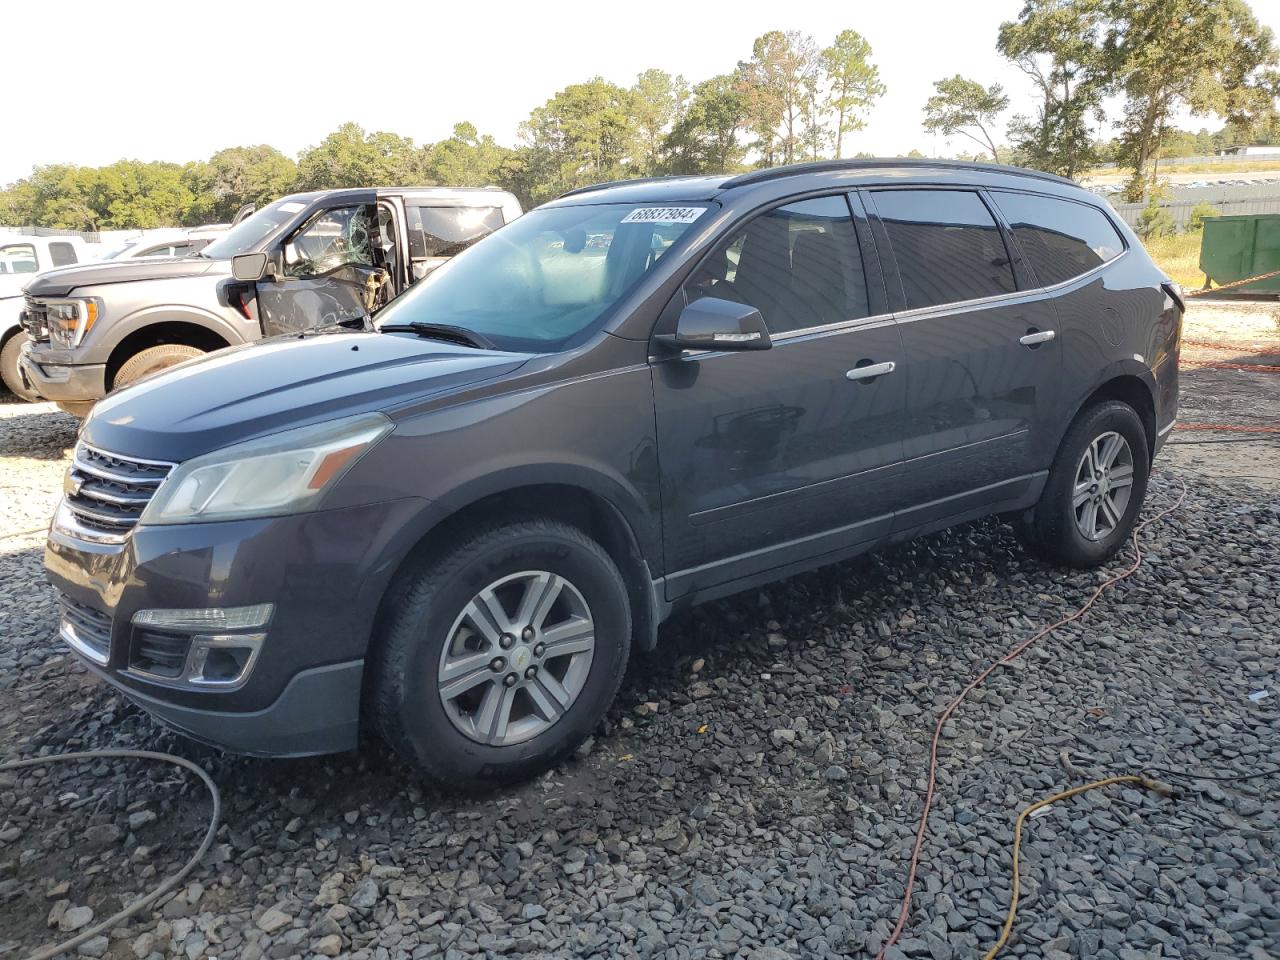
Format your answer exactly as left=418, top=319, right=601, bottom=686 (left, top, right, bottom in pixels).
left=684, top=196, right=868, bottom=334
left=992, top=192, right=1125, bottom=286
left=49, top=241, right=78, bottom=266
left=873, top=189, right=1014, bottom=309
left=407, top=206, right=506, bottom=260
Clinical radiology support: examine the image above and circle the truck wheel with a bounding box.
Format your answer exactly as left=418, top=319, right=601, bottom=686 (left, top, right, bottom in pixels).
left=370, top=518, right=631, bottom=789
left=1016, top=400, right=1150, bottom=568
left=1, top=332, right=43, bottom=402
left=113, top=344, right=205, bottom=389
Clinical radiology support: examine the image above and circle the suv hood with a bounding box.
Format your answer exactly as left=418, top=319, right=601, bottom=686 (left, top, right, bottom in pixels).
left=24, top=256, right=225, bottom=297
left=81, top=331, right=531, bottom=461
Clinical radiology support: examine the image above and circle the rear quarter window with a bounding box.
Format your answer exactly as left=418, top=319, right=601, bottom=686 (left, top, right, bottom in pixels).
left=990, top=192, right=1125, bottom=287
left=407, top=206, right=506, bottom=260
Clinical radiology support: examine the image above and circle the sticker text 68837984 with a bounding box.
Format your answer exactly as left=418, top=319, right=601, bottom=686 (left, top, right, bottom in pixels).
left=620, top=206, right=705, bottom=225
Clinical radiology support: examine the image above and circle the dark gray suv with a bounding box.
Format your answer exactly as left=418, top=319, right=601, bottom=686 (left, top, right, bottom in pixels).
left=45, top=160, right=1181, bottom=788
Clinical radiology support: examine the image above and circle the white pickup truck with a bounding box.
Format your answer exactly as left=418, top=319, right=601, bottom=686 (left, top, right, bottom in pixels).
left=1, top=235, right=97, bottom=399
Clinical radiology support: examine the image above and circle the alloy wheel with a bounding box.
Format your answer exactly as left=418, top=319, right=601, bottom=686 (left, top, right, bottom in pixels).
left=436, top=570, right=595, bottom=746
left=1072, top=430, right=1135, bottom=541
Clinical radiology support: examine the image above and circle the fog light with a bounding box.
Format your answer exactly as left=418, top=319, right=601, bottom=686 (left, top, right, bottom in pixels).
left=186, top=634, right=265, bottom=689
left=132, top=604, right=273, bottom=631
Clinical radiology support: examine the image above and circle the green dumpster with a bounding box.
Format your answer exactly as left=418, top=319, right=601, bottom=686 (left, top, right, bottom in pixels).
left=1199, top=213, right=1280, bottom=296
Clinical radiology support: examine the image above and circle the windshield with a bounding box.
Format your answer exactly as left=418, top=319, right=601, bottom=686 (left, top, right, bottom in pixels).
left=201, top=199, right=305, bottom=259
left=375, top=201, right=710, bottom=352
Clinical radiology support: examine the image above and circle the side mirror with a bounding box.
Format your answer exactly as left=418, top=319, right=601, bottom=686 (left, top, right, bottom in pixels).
left=656, top=297, right=772, bottom=353
left=231, top=252, right=270, bottom=282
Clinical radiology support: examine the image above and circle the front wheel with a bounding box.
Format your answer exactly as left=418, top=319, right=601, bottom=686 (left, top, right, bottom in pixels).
left=112, top=343, right=205, bottom=390
left=1016, top=400, right=1151, bottom=568
left=1, top=331, right=43, bottom=402
left=370, top=518, right=632, bottom=789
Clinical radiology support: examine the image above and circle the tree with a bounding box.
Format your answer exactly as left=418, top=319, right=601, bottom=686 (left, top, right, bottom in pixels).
left=1105, top=0, right=1280, bottom=200
left=737, top=30, right=822, bottom=165
left=922, top=76, right=1011, bottom=162
left=998, top=0, right=1108, bottom=177
left=663, top=74, right=748, bottom=174
left=821, top=30, right=886, bottom=158
left=424, top=122, right=514, bottom=187
left=295, top=122, right=425, bottom=191
left=518, top=78, right=639, bottom=202
left=630, top=69, right=688, bottom=175
left=183, top=145, right=297, bottom=223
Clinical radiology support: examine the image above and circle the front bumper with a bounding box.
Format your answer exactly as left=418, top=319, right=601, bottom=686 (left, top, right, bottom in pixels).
left=45, top=495, right=432, bottom=756
left=19, top=341, right=106, bottom=403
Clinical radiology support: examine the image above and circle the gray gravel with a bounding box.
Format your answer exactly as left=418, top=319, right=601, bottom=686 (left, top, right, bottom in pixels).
left=0, top=394, right=1277, bottom=960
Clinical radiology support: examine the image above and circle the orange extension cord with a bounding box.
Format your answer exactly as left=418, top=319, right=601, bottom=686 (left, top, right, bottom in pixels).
left=875, top=476, right=1189, bottom=960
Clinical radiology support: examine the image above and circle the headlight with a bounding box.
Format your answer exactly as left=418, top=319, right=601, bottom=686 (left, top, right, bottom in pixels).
left=46, top=298, right=101, bottom=348
left=139, top=413, right=393, bottom=525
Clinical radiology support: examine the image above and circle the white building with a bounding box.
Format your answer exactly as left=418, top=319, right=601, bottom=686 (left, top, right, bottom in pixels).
left=1217, top=144, right=1280, bottom=157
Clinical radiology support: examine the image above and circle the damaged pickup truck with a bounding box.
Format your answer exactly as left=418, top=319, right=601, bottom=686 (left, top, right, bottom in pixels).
left=19, top=187, right=522, bottom=415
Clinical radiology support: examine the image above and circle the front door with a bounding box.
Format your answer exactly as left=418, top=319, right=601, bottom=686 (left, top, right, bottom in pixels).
left=257, top=199, right=396, bottom=336
left=863, top=187, right=1061, bottom=526
left=652, top=195, right=906, bottom=599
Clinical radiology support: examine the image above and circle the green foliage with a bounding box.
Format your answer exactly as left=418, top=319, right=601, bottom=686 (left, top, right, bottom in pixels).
left=423, top=122, right=515, bottom=187
left=922, top=75, right=1011, bottom=162
left=1136, top=185, right=1175, bottom=239
left=663, top=74, right=748, bottom=174
left=630, top=70, right=689, bottom=176
left=518, top=78, right=640, bottom=203
left=1188, top=201, right=1222, bottom=231
left=184, top=145, right=297, bottom=223
left=821, top=30, right=886, bottom=159
left=1105, top=0, right=1279, bottom=192
left=295, top=122, right=427, bottom=191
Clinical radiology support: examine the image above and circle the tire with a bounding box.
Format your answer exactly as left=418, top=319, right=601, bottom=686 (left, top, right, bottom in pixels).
left=1, top=331, right=42, bottom=402
left=370, top=518, right=632, bottom=789
left=1016, top=400, right=1151, bottom=568
left=112, top=344, right=205, bottom=390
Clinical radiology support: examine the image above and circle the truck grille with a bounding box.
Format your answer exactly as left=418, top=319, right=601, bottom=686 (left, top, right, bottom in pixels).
left=58, top=592, right=113, bottom=664
left=23, top=295, right=49, bottom=342
left=62, top=443, right=174, bottom=542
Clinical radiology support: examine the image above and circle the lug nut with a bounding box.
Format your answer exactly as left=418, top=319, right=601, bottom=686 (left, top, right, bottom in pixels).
left=490, top=657, right=506, bottom=672
left=499, top=634, right=515, bottom=649
left=504, top=673, right=518, bottom=687
left=524, top=666, right=538, bottom=679
left=522, top=626, right=535, bottom=641
left=533, top=642, right=545, bottom=657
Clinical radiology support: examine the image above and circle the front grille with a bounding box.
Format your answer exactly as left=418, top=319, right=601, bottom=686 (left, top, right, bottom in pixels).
left=62, top=443, right=174, bottom=542
left=59, top=592, right=113, bottom=663
left=23, top=295, right=49, bottom=342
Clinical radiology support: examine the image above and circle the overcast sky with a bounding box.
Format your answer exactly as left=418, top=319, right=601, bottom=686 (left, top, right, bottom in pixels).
left=5, top=0, right=1279, bottom=186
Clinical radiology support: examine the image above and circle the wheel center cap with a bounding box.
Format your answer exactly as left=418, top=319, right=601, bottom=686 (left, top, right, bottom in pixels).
left=511, top=645, right=533, bottom=671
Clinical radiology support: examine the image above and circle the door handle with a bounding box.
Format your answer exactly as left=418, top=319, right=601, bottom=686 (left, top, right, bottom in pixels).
left=1019, top=329, right=1056, bottom=347
left=846, top=360, right=896, bottom=382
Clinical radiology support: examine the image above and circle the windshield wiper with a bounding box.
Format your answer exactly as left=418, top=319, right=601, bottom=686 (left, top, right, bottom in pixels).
left=379, top=322, right=496, bottom=350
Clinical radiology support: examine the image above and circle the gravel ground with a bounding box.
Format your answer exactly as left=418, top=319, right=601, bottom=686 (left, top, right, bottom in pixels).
left=1, top=344, right=1277, bottom=959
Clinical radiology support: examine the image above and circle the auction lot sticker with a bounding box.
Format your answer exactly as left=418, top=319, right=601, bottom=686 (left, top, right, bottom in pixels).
left=621, top=206, right=705, bottom=224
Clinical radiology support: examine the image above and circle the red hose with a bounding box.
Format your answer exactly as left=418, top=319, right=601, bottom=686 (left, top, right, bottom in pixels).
left=876, top=476, right=1188, bottom=958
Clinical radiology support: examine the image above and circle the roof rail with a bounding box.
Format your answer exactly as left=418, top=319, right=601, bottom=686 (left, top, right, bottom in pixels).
left=557, top=175, right=706, bottom=199
left=720, top=158, right=1076, bottom=190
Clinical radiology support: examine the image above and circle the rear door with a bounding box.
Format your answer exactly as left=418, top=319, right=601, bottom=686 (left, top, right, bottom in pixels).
left=863, top=187, right=1061, bottom=529
left=652, top=194, right=906, bottom=598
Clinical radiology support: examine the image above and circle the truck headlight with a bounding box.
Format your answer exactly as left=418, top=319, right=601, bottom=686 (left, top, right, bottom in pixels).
left=46, top=298, right=101, bottom=348
left=139, top=413, right=393, bottom=525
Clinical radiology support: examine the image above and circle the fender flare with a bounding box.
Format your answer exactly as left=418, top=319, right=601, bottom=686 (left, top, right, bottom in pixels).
left=100, top=303, right=249, bottom=359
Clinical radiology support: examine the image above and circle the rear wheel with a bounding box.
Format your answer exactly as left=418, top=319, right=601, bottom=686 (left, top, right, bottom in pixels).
left=112, top=343, right=205, bottom=390
left=1, top=331, right=42, bottom=402
left=1016, top=400, right=1150, bottom=568
left=371, top=518, right=631, bottom=789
